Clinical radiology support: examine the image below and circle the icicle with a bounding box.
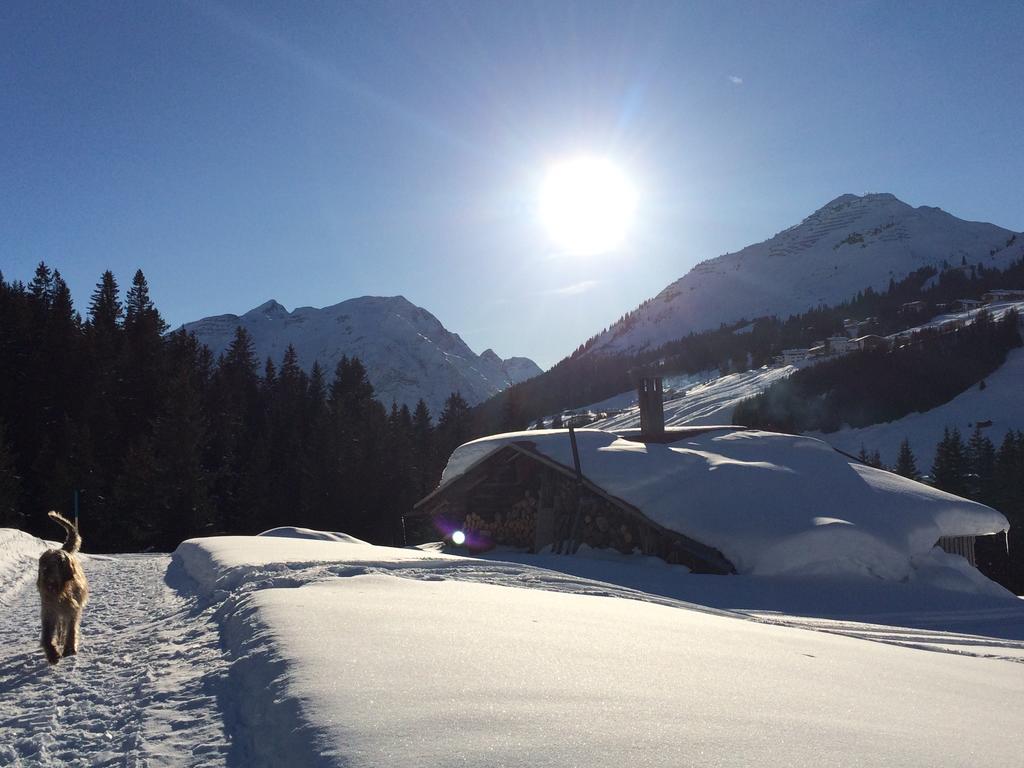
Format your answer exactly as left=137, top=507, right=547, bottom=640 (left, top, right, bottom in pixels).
left=1006, top=529, right=1010, bottom=556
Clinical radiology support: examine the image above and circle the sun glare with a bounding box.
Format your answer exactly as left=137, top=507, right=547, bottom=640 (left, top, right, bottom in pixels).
left=540, top=156, right=637, bottom=256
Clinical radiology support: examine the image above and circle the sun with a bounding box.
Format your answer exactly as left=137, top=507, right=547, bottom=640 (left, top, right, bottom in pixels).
left=540, top=156, right=637, bottom=256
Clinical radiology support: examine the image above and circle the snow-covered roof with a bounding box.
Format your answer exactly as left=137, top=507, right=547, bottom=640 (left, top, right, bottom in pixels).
left=439, top=428, right=1008, bottom=578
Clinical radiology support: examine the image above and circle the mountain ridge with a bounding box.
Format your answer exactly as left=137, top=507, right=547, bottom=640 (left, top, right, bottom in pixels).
left=591, top=193, right=1022, bottom=356
left=181, top=295, right=542, bottom=414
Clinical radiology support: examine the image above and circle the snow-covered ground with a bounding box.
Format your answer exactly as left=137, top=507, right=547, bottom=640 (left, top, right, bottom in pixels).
left=4, top=528, right=1024, bottom=766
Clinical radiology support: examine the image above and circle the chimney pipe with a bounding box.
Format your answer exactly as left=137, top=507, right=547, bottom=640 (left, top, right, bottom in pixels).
left=637, top=375, right=665, bottom=439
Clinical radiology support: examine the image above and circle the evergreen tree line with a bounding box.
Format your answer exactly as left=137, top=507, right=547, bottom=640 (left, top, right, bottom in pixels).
left=870, top=428, right=1024, bottom=594
left=0, top=265, right=475, bottom=551
left=476, top=257, right=1024, bottom=434
left=732, top=310, right=1021, bottom=433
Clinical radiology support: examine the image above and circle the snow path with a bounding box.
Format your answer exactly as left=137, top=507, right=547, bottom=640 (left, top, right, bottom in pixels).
left=0, top=553, right=229, bottom=767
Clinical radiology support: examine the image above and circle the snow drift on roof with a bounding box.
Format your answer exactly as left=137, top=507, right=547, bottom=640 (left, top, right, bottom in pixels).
left=440, top=428, right=1008, bottom=578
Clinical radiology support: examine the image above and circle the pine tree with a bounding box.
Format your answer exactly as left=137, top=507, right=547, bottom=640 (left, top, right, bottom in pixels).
left=328, top=355, right=386, bottom=538
left=500, top=387, right=523, bottom=432
left=379, top=402, right=415, bottom=544
left=894, top=438, right=919, bottom=480
left=113, top=436, right=160, bottom=549
left=28, top=262, right=54, bottom=309
left=149, top=369, right=213, bottom=548
left=870, top=449, right=883, bottom=470
left=262, top=357, right=277, bottom=391
left=410, top=399, right=436, bottom=498
left=966, top=425, right=996, bottom=500
left=307, top=361, right=326, bottom=417
left=0, top=420, right=22, bottom=527
left=88, top=270, right=123, bottom=335
left=209, top=327, right=261, bottom=533
left=300, top=360, right=335, bottom=531
left=119, top=269, right=166, bottom=445
left=124, top=269, right=167, bottom=335
left=932, top=427, right=968, bottom=496
left=437, top=392, right=472, bottom=464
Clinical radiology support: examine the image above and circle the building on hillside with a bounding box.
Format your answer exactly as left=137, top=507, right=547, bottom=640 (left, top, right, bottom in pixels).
left=781, top=348, right=808, bottom=364
left=849, top=335, right=890, bottom=352
left=955, top=298, right=984, bottom=311
left=899, top=300, right=929, bottom=314
left=826, top=336, right=851, bottom=355
left=808, top=343, right=828, bottom=358
left=983, top=289, right=1024, bottom=303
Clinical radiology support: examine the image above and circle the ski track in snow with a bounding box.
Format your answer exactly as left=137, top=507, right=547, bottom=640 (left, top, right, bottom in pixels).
left=0, top=553, right=229, bottom=768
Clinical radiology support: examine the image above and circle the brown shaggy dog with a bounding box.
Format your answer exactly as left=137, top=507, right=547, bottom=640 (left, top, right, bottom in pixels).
left=37, top=511, right=89, bottom=665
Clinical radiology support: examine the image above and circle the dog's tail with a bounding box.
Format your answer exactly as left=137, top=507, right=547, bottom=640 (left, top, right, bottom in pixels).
left=48, top=511, right=81, bottom=553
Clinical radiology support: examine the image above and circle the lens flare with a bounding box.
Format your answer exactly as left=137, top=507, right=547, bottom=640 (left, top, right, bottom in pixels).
left=451, top=530, right=466, bottom=546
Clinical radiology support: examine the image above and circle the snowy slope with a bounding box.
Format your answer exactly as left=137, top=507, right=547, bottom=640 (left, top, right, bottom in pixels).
left=592, top=193, right=1022, bottom=355
left=815, top=344, right=1024, bottom=471
left=181, top=296, right=541, bottom=413
left=576, top=301, right=1024, bottom=469
left=582, top=364, right=804, bottom=431
left=0, top=528, right=46, bottom=603
left=171, top=534, right=1024, bottom=768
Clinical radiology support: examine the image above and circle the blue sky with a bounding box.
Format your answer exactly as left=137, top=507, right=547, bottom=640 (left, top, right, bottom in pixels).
left=3, top=1, right=1023, bottom=368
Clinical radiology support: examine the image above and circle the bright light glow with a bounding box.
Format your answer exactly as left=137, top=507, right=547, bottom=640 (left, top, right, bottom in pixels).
left=451, top=530, right=466, bottom=546
left=540, top=156, right=637, bottom=255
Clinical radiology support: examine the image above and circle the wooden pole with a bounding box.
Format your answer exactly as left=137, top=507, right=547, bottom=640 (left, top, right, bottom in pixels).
left=565, top=427, right=584, bottom=554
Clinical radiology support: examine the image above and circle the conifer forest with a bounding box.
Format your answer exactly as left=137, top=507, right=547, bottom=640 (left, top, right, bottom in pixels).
left=0, top=264, right=473, bottom=551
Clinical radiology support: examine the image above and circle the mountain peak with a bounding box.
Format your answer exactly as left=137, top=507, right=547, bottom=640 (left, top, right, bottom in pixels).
left=590, top=194, right=1019, bottom=356
left=480, top=348, right=502, bottom=364
left=182, top=296, right=541, bottom=413
left=814, top=192, right=903, bottom=215
left=245, top=299, right=289, bottom=318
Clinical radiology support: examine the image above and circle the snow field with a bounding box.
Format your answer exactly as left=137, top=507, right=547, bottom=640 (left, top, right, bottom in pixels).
left=174, top=535, right=1024, bottom=768
left=5, top=529, right=1023, bottom=767
left=279, top=577, right=1020, bottom=767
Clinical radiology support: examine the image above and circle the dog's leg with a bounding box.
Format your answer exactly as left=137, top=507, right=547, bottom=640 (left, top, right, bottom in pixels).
left=63, top=610, right=81, bottom=656
left=40, top=607, right=61, bottom=665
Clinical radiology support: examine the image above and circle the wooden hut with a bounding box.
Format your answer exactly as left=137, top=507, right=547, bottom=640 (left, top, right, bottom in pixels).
left=409, top=433, right=735, bottom=574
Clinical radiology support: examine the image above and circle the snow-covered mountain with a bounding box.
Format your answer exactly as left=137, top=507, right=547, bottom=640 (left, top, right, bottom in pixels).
left=181, top=296, right=541, bottom=414
left=593, top=193, right=1022, bottom=355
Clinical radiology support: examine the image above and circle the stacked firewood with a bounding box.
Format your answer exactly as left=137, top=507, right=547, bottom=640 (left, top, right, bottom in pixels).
left=581, top=509, right=638, bottom=553
left=463, top=492, right=538, bottom=548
